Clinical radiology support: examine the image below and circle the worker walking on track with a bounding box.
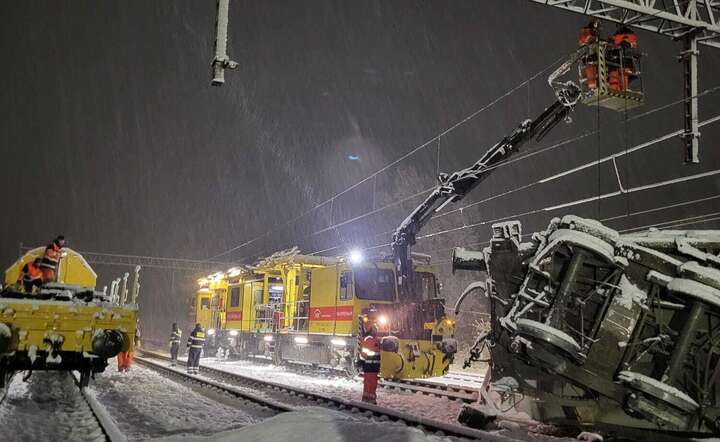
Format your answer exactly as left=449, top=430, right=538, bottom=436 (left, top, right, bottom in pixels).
left=186, top=323, right=206, bottom=374
left=359, top=324, right=381, bottom=404
left=170, top=323, right=182, bottom=366
left=18, top=258, right=43, bottom=293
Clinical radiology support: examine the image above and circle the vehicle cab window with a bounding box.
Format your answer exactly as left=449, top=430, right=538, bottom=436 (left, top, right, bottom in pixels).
left=339, top=271, right=353, bottom=300
left=413, top=272, right=438, bottom=300
left=229, top=287, right=241, bottom=307
left=354, top=268, right=395, bottom=301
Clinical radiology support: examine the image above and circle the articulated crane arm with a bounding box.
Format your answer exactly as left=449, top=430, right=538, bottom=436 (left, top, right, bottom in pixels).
left=391, top=77, right=582, bottom=294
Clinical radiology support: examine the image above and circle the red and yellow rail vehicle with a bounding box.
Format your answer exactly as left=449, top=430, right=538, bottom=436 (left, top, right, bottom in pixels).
left=193, top=251, right=457, bottom=379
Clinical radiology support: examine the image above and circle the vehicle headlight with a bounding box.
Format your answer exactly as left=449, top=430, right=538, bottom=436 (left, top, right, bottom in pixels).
left=229, top=330, right=239, bottom=336
left=263, top=335, right=273, bottom=342
left=377, top=315, right=388, bottom=326
left=294, top=336, right=309, bottom=344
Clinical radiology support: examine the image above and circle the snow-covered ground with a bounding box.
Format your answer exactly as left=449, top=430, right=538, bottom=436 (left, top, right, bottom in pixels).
left=0, top=372, right=104, bottom=441
left=88, top=359, right=276, bottom=440
left=196, top=356, right=467, bottom=425
left=152, top=407, right=451, bottom=442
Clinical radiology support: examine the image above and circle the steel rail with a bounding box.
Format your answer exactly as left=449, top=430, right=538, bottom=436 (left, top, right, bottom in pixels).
left=186, top=351, right=481, bottom=403
left=137, top=350, right=517, bottom=441
left=70, top=371, right=127, bottom=442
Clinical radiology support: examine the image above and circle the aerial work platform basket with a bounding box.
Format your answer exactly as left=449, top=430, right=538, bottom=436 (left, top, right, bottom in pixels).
left=579, top=41, right=644, bottom=111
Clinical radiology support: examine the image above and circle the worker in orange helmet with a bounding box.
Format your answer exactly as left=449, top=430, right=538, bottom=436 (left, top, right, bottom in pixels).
left=578, top=19, right=600, bottom=46
left=18, top=258, right=43, bottom=293
left=578, top=19, right=601, bottom=91
left=609, top=25, right=638, bottom=92
left=359, top=323, right=381, bottom=404
left=39, top=235, right=66, bottom=283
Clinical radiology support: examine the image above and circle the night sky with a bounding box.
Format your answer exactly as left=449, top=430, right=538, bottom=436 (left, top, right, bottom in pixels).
left=2, top=1, right=719, bottom=342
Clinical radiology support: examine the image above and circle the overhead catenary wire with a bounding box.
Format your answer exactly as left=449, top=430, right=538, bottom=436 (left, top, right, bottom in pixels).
left=303, top=111, right=720, bottom=257
left=206, top=55, right=570, bottom=261
left=343, top=166, right=720, bottom=257
left=214, top=89, right=720, bottom=264
left=421, top=194, right=720, bottom=260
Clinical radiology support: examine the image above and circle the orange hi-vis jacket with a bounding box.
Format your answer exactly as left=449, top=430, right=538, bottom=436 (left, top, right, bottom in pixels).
left=613, top=30, right=638, bottom=48
left=20, top=262, right=43, bottom=283
left=360, top=335, right=381, bottom=373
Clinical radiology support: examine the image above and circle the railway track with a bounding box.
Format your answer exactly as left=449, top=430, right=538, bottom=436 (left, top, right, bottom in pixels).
left=136, top=351, right=514, bottom=441
left=183, top=351, right=483, bottom=403
left=71, top=371, right=126, bottom=442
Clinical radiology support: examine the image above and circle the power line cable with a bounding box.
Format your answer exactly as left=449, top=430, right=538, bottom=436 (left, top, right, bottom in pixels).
left=206, top=55, right=569, bottom=260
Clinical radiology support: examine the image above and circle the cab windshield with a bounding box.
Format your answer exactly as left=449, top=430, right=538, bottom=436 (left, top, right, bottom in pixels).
left=412, top=272, right=437, bottom=300
left=354, top=268, right=395, bottom=301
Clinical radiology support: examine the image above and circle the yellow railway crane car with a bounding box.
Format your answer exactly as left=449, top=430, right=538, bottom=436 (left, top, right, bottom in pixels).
left=193, top=251, right=457, bottom=379
left=1, top=247, right=138, bottom=387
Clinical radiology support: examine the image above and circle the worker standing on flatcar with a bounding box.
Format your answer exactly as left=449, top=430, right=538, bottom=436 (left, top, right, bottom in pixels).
left=18, top=258, right=43, bottom=293
left=186, top=323, right=206, bottom=374
left=359, top=324, right=381, bottom=404
left=170, top=323, right=182, bottom=366
left=39, top=235, right=65, bottom=283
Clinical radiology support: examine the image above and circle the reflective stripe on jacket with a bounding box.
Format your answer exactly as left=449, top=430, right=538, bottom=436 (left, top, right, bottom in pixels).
left=187, top=330, right=206, bottom=348
left=360, top=335, right=381, bottom=372
left=170, top=330, right=182, bottom=343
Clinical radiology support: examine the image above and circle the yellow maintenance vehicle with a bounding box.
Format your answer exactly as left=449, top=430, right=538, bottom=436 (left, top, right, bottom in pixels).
left=1, top=247, right=138, bottom=387
left=193, top=250, right=457, bottom=379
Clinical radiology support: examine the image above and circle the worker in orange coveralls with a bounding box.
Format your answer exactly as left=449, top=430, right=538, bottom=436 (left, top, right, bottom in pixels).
left=39, top=235, right=65, bottom=283
left=578, top=19, right=601, bottom=90
left=18, top=258, right=43, bottom=293
left=359, top=324, right=381, bottom=404
left=609, top=26, right=638, bottom=92
left=118, top=320, right=140, bottom=372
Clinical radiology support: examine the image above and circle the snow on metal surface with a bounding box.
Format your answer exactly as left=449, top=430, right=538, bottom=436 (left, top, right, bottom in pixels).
left=88, top=359, right=271, bottom=441
left=679, top=261, right=720, bottom=290
left=666, top=278, right=720, bottom=308
left=561, top=215, right=620, bottom=246
left=614, top=275, right=646, bottom=310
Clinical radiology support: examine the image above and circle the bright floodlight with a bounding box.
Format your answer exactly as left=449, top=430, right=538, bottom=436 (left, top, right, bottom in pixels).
left=348, top=249, right=364, bottom=264
left=377, top=315, right=389, bottom=326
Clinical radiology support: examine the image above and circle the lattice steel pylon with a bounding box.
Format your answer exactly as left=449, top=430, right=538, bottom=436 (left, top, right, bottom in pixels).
left=529, top=0, right=720, bottom=163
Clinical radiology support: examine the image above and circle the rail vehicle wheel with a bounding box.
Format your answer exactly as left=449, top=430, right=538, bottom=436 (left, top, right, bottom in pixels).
left=617, top=371, right=699, bottom=430
left=515, top=319, right=583, bottom=363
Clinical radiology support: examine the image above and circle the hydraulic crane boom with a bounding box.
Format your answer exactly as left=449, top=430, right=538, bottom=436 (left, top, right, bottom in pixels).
left=392, top=82, right=581, bottom=292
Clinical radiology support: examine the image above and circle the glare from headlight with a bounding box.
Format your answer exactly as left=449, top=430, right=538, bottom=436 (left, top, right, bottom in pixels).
left=229, top=330, right=239, bottom=336
left=207, top=328, right=216, bottom=336
left=263, top=335, right=273, bottom=342
left=330, top=338, right=346, bottom=346
left=377, top=315, right=388, bottom=326
left=294, top=336, right=309, bottom=344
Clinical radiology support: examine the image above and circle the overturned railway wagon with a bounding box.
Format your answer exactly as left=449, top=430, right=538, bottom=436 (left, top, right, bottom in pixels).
left=455, top=215, right=720, bottom=436
left=193, top=252, right=457, bottom=380
left=1, top=247, right=138, bottom=387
